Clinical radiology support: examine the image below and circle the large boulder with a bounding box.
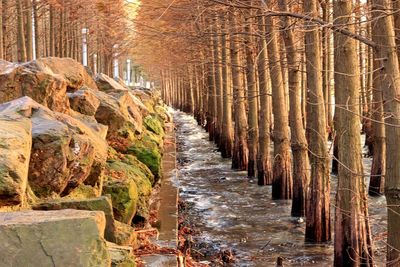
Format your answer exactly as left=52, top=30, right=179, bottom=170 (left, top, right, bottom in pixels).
left=114, top=220, right=138, bottom=248
left=68, top=88, right=101, bottom=116
left=0, top=60, right=69, bottom=113
left=96, top=73, right=149, bottom=116
left=0, top=97, right=108, bottom=197
left=32, top=196, right=116, bottom=243
left=102, top=179, right=138, bottom=225
left=90, top=89, right=144, bottom=152
left=127, top=136, right=162, bottom=182
left=96, top=73, right=128, bottom=93
left=0, top=210, right=111, bottom=267
left=27, top=57, right=98, bottom=91
left=0, top=117, right=32, bottom=206
left=104, top=159, right=152, bottom=221
left=0, top=58, right=98, bottom=114
left=107, top=242, right=136, bottom=267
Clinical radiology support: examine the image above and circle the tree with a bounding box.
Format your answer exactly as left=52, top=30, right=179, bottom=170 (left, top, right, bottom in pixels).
left=256, top=12, right=273, bottom=185
left=304, top=0, right=331, bottom=242
left=333, top=1, right=374, bottom=265
left=371, top=0, right=400, bottom=264
left=230, top=9, right=248, bottom=170
left=265, top=0, right=293, bottom=199
left=278, top=0, right=310, bottom=217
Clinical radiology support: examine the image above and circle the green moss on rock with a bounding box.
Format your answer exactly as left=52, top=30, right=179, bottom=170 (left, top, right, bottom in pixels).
left=102, top=179, right=138, bottom=225
left=143, top=114, right=164, bottom=136
left=127, top=142, right=161, bottom=182
left=64, top=184, right=99, bottom=200
left=122, top=155, right=155, bottom=185
left=105, top=160, right=152, bottom=220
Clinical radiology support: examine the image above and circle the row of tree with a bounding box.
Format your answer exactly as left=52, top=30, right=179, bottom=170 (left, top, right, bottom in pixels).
left=0, top=0, right=136, bottom=76
left=134, top=0, right=400, bottom=266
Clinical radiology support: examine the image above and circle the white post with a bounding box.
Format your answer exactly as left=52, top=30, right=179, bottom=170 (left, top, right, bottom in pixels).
left=93, top=54, right=97, bottom=75
left=126, top=59, right=131, bottom=86
left=113, top=44, right=119, bottom=79
left=82, top=28, right=88, bottom=67
left=32, top=7, right=36, bottom=60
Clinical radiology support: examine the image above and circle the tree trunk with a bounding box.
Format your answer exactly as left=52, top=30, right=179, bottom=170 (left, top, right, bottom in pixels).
left=32, top=0, right=39, bottom=58
left=256, top=13, right=273, bottom=185
left=371, top=1, right=400, bottom=264
left=212, top=16, right=223, bottom=147
left=333, top=1, right=375, bottom=265
left=304, top=0, right=331, bottom=242
left=278, top=0, right=310, bottom=217
left=245, top=8, right=259, bottom=178
left=16, top=0, right=27, bottom=62
left=24, top=0, right=33, bottom=61
left=265, top=0, right=292, bottom=199
left=220, top=16, right=233, bottom=158
left=369, top=56, right=386, bottom=196
left=230, top=9, right=248, bottom=171
left=206, top=23, right=217, bottom=141
left=49, top=5, right=55, bottom=57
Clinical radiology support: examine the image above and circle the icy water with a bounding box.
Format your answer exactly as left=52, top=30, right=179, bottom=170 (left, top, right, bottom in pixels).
left=174, top=110, right=387, bottom=267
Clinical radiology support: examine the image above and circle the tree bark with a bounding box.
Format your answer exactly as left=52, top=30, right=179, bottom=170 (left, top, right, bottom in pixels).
left=220, top=15, right=234, bottom=158
left=371, top=1, right=400, bottom=265
left=369, top=56, right=386, bottom=196
left=230, top=9, right=248, bottom=171
left=245, top=7, right=259, bottom=178
left=304, top=0, right=331, bottom=242
left=333, top=1, right=375, bottom=265
left=256, top=13, right=273, bottom=185
left=16, top=0, right=27, bottom=62
left=24, top=0, right=33, bottom=61
left=265, top=0, right=292, bottom=199
left=278, top=0, right=310, bottom=217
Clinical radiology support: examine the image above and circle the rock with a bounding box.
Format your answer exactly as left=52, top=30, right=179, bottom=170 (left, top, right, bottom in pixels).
left=25, top=57, right=98, bottom=91
left=155, top=105, right=172, bottom=123
left=96, top=73, right=128, bottom=93
left=105, top=159, right=153, bottom=221
left=127, top=137, right=162, bottom=182
left=102, top=179, right=138, bottom=225
left=93, top=89, right=143, bottom=150
left=0, top=118, right=32, bottom=206
left=32, top=196, right=117, bottom=243
left=68, top=87, right=101, bottom=116
left=0, top=60, right=69, bottom=113
left=122, top=154, right=155, bottom=185
left=0, top=58, right=99, bottom=114
left=114, top=220, right=138, bottom=248
left=0, top=97, right=108, bottom=197
left=144, top=114, right=165, bottom=136
left=96, top=73, right=149, bottom=115
left=107, top=242, right=136, bottom=267
left=64, top=184, right=99, bottom=199
left=0, top=209, right=111, bottom=267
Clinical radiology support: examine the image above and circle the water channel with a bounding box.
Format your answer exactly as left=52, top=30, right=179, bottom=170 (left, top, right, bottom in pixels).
left=173, top=110, right=387, bottom=266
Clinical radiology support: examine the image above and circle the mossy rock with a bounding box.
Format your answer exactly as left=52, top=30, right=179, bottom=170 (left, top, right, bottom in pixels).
left=102, top=179, right=138, bottom=225
left=114, top=220, right=138, bottom=248
left=127, top=142, right=162, bottom=182
left=143, top=114, right=164, bottom=136
left=64, top=184, right=99, bottom=200
left=105, top=160, right=152, bottom=220
left=122, top=155, right=155, bottom=185
left=154, top=105, right=171, bottom=122
left=142, top=129, right=163, bottom=149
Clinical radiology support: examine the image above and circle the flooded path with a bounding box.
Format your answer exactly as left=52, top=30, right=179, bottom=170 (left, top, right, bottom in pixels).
left=173, top=110, right=387, bottom=266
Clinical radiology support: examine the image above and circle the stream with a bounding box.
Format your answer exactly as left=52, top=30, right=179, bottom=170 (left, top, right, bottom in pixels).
left=173, top=110, right=387, bottom=266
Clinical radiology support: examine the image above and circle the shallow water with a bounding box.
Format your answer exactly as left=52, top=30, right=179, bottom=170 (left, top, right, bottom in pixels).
left=174, top=110, right=387, bottom=267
